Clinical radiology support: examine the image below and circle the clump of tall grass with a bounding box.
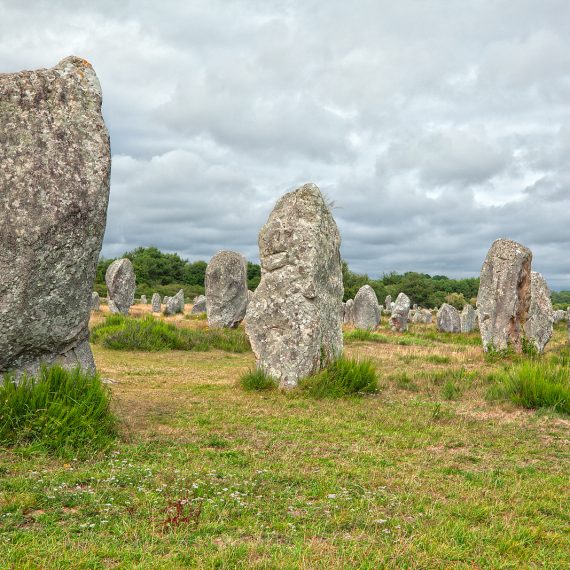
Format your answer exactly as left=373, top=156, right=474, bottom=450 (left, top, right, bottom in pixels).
left=240, top=369, right=277, bottom=392
left=487, top=361, right=570, bottom=415
left=91, top=315, right=249, bottom=353
left=0, top=365, right=117, bottom=456
left=344, top=329, right=389, bottom=344
left=299, top=356, right=378, bottom=398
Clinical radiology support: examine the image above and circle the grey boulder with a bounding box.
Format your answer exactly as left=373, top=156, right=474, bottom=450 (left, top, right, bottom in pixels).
left=353, top=285, right=380, bottom=330
left=460, top=304, right=476, bottom=333
left=165, top=289, right=185, bottom=315
left=524, top=271, right=553, bottom=353
left=105, top=258, right=135, bottom=315
left=206, top=251, right=248, bottom=328
left=477, top=239, right=532, bottom=352
left=343, top=298, right=354, bottom=326
left=389, top=293, right=410, bottom=332
left=245, top=183, right=343, bottom=388
left=191, top=294, right=207, bottom=314
left=0, top=56, right=110, bottom=376
left=91, top=292, right=101, bottom=312
left=151, top=293, right=161, bottom=313
left=437, top=303, right=461, bottom=333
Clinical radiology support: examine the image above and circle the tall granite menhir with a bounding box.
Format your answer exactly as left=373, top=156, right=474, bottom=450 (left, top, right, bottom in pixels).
left=245, top=183, right=344, bottom=389
left=477, top=238, right=532, bottom=352
left=0, top=57, right=111, bottom=375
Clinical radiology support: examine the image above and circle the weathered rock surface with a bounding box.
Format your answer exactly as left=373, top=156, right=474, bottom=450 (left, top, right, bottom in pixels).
left=105, top=259, right=136, bottom=315
left=151, top=293, right=161, bottom=313
left=460, top=304, right=476, bottom=333
left=524, top=271, right=553, bottom=353
left=389, top=293, right=411, bottom=332
left=191, top=294, right=207, bottom=314
left=412, top=308, right=432, bottom=324
left=206, top=251, right=248, bottom=328
left=385, top=295, right=392, bottom=313
left=437, top=303, right=461, bottom=333
left=0, top=57, right=110, bottom=376
left=343, top=299, right=354, bottom=326
left=165, top=289, right=184, bottom=315
left=91, top=292, right=100, bottom=312
left=353, top=285, right=381, bottom=330
left=140, top=295, right=147, bottom=304
left=477, top=239, right=532, bottom=352
left=245, top=183, right=343, bottom=388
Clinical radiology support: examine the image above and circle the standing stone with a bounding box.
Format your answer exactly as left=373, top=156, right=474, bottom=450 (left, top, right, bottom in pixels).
left=353, top=285, right=381, bottom=330
left=567, top=308, right=570, bottom=344
left=0, top=57, right=111, bottom=376
left=206, top=251, right=248, bottom=328
left=477, top=239, right=532, bottom=352
left=389, top=293, right=411, bottom=332
left=524, top=271, right=554, bottom=353
left=140, top=295, right=147, bottom=304
left=191, top=294, right=207, bottom=314
left=422, top=309, right=433, bottom=324
left=343, top=299, right=354, bottom=326
left=165, top=289, right=184, bottom=315
left=105, top=258, right=136, bottom=315
left=437, top=303, right=461, bottom=333
left=553, top=310, right=566, bottom=323
left=245, top=183, right=343, bottom=388
left=385, top=295, right=392, bottom=313
left=460, top=304, right=476, bottom=333
left=91, top=292, right=101, bottom=312
left=151, top=293, right=161, bottom=313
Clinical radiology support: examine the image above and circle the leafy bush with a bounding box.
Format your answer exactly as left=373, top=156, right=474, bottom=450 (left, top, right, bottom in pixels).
left=487, top=361, right=570, bottom=415
left=0, top=366, right=117, bottom=456
left=91, top=315, right=250, bottom=353
left=240, top=369, right=277, bottom=391
left=299, top=357, right=378, bottom=398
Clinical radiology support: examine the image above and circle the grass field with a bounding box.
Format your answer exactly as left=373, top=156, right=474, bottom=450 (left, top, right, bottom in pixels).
left=1, top=306, right=569, bottom=568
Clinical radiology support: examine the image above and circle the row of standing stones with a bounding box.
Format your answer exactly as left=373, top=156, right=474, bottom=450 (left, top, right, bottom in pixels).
left=0, top=57, right=565, bottom=387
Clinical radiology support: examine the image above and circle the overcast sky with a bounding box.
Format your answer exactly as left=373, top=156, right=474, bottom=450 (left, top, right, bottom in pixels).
left=2, top=1, right=570, bottom=287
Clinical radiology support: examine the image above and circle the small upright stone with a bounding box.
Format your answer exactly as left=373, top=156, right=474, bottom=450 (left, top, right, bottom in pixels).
left=140, top=295, right=147, bottom=304
left=477, top=239, right=532, bottom=352
left=343, top=299, right=354, bottom=326
left=352, top=285, right=381, bottom=330
left=437, top=303, right=461, bottom=333
left=91, top=292, right=100, bottom=311
left=0, top=57, right=111, bottom=376
left=460, top=304, right=476, bottom=333
left=524, top=271, right=554, bottom=353
left=245, top=183, right=343, bottom=388
left=206, top=251, right=248, bottom=328
left=165, top=289, right=185, bottom=315
left=389, top=293, right=411, bottom=332
left=553, top=310, right=566, bottom=323
left=385, top=295, right=392, bottom=313
left=151, top=293, right=161, bottom=313
left=105, top=259, right=136, bottom=315
left=191, top=295, right=207, bottom=314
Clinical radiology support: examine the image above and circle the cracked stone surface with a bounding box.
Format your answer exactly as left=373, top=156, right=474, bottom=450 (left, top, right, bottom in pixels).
left=105, top=258, right=135, bottom=315
left=524, top=271, right=553, bottom=353
left=245, top=183, right=343, bottom=388
left=437, top=303, right=461, bottom=333
left=477, top=238, right=532, bottom=352
left=352, top=285, right=380, bottom=330
left=0, top=56, right=110, bottom=376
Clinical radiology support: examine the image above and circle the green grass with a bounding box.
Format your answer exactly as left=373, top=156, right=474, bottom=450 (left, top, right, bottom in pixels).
left=487, top=361, right=570, bottom=414
left=91, top=314, right=250, bottom=353
left=344, top=329, right=432, bottom=346
left=299, top=356, right=378, bottom=398
left=239, top=369, right=277, bottom=391
left=0, top=366, right=116, bottom=457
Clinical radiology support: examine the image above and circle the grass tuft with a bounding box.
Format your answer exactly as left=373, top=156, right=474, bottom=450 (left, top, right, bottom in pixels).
left=0, top=365, right=117, bottom=456
left=239, top=369, right=277, bottom=392
left=487, top=361, right=570, bottom=414
left=299, top=356, right=378, bottom=398
left=91, top=315, right=249, bottom=353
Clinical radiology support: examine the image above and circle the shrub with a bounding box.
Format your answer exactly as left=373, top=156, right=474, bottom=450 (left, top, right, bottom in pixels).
left=0, top=365, right=117, bottom=456
left=487, top=361, right=570, bottom=415
left=240, top=369, right=277, bottom=391
left=299, top=356, right=378, bottom=398
left=91, top=315, right=250, bottom=353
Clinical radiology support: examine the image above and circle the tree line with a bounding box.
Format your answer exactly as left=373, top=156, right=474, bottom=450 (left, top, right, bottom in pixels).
left=95, top=246, right=568, bottom=309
